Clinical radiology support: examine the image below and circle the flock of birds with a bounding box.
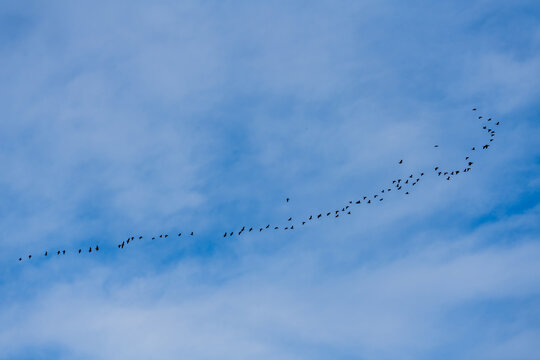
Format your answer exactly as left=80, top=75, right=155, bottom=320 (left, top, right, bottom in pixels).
left=17, top=108, right=499, bottom=263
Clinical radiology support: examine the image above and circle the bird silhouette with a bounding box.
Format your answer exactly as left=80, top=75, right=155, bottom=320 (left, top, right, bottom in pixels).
left=399, top=160, right=403, bottom=164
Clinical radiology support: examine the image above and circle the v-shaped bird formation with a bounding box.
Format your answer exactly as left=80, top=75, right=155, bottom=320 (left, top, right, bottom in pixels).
left=17, top=108, right=499, bottom=263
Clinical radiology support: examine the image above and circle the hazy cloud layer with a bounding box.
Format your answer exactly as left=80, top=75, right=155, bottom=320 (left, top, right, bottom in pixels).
left=1, top=0, right=539, bottom=359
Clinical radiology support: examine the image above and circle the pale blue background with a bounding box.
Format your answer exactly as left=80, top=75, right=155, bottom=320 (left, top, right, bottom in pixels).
left=1, top=1, right=540, bottom=359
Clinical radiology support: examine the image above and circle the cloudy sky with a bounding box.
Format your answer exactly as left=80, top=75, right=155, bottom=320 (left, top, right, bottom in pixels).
left=1, top=1, right=540, bottom=359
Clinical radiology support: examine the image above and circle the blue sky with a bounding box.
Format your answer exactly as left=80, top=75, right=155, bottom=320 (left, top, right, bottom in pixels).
left=1, top=0, right=540, bottom=359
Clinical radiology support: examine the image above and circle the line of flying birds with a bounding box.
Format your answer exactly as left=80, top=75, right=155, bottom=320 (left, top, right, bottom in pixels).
left=17, top=108, right=499, bottom=262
